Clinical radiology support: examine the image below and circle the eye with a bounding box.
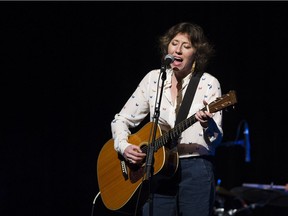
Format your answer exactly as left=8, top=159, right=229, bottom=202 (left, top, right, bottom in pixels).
left=183, top=43, right=192, bottom=49
left=171, top=41, right=178, bottom=46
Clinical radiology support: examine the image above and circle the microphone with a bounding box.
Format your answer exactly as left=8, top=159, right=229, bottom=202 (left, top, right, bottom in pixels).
left=160, top=54, right=175, bottom=79
left=163, top=54, right=175, bottom=66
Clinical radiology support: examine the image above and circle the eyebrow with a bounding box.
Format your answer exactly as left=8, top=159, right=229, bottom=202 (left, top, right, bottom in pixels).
left=173, top=39, right=190, bottom=44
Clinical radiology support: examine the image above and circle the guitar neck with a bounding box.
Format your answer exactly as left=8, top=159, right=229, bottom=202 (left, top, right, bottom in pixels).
left=154, top=112, right=199, bottom=151
left=152, top=90, right=237, bottom=152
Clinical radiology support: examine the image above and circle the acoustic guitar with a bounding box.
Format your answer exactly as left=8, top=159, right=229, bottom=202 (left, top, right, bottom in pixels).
left=97, top=90, right=237, bottom=214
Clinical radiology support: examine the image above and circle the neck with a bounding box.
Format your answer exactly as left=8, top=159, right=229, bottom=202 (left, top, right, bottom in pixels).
left=173, top=70, right=192, bottom=81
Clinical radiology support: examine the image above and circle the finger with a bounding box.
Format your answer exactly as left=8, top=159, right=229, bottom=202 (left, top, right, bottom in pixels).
left=126, top=157, right=133, bottom=163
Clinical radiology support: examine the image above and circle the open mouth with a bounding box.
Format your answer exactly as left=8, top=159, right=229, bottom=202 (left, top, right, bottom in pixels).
left=174, top=57, right=183, bottom=62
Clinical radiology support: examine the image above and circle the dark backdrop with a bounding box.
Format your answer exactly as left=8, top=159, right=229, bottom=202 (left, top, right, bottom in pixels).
left=1, top=1, right=288, bottom=216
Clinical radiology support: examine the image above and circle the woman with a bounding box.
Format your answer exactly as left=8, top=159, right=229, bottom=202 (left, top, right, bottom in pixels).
left=111, top=22, right=223, bottom=216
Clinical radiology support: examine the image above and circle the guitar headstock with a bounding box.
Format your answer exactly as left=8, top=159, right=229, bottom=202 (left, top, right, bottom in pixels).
left=208, top=90, right=237, bottom=113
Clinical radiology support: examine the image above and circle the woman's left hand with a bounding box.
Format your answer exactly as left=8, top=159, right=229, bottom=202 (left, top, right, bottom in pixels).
left=195, top=100, right=212, bottom=128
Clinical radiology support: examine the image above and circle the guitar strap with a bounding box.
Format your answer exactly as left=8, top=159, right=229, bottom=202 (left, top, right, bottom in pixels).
left=172, top=71, right=203, bottom=147
left=175, top=71, right=203, bottom=125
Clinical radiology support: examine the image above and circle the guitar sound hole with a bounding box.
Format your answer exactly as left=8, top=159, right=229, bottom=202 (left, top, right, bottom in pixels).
left=140, top=144, right=148, bottom=154
left=139, top=144, right=149, bottom=165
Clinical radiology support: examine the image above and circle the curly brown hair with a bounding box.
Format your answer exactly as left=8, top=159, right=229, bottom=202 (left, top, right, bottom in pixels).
left=159, top=22, right=215, bottom=73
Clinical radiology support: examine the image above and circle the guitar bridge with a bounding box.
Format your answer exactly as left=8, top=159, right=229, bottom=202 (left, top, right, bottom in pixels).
left=120, top=160, right=128, bottom=180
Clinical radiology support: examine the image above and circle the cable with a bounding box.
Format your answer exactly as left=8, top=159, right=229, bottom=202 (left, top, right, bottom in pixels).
left=91, top=191, right=101, bottom=216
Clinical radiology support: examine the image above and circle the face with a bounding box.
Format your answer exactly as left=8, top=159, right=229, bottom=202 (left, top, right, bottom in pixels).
left=168, top=33, right=196, bottom=76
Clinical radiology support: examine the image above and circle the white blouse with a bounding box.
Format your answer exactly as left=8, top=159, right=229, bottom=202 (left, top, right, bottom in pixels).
left=111, top=68, right=223, bottom=156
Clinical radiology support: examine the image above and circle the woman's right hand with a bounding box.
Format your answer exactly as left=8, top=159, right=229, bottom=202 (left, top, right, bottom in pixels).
left=123, top=144, right=146, bottom=164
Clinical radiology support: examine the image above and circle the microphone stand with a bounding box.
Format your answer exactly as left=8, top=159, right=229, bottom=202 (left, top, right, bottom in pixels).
left=144, top=63, right=167, bottom=216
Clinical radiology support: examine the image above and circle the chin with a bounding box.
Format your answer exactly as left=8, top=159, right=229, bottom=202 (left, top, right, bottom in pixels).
left=172, top=67, right=180, bottom=71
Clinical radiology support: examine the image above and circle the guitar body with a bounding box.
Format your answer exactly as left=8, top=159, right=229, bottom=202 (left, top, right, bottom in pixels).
left=97, top=122, right=179, bottom=214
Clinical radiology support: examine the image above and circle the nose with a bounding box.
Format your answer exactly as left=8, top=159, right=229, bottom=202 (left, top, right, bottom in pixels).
left=175, top=45, right=182, bottom=54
